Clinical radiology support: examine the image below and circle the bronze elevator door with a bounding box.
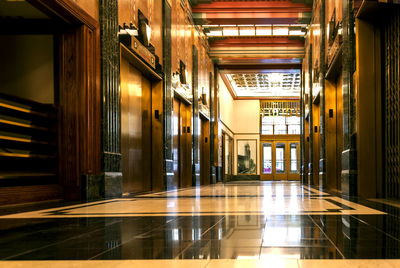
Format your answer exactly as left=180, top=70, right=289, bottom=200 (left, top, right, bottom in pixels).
left=200, top=117, right=210, bottom=185
left=120, top=57, right=152, bottom=194
left=173, top=97, right=192, bottom=188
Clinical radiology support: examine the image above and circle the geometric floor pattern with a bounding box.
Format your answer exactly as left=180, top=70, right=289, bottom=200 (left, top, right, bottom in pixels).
left=0, top=181, right=399, bottom=267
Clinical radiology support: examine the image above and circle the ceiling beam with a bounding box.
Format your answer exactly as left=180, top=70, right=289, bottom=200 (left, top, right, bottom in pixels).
left=192, top=1, right=312, bottom=25
left=210, top=37, right=304, bottom=47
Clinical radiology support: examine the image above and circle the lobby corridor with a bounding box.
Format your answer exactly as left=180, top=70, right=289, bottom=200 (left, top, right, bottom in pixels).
left=0, top=182, right=399, bottom=267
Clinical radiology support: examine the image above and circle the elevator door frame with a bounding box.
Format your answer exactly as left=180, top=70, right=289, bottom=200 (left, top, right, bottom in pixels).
left=173, top=96, right=193, bottom=188
left=120, top=45, right=163, bottom=195
left=260, top=137, right=300, bottom=181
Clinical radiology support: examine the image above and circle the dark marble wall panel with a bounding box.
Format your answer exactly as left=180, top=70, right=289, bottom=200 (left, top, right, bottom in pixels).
left=308, top=45, right=313, bottom=186
left=319, top=0, right=327, bottom=189
left=100, top=0, right=121, bottom=174
left=192, top=45, right=200, bottom=186
left=341, top=0, right=357, bottom=197
left=99, top=0, right=123, bottom=198
left=163, top=0, right=174, bottom=190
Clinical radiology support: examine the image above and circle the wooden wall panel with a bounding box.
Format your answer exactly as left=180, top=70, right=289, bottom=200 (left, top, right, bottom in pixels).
left=73, top=0, right=99, bottom=20
left=59, top=25, right=101, bottom=199
left=152, top=0, right=163, bottom=63
left=118, top=0, right=132, bottom=26
left=117, top=0, right=162, bottom=62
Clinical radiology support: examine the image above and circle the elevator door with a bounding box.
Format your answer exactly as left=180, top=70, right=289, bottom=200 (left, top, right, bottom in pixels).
left=200, top=117, right=210, bottom=185
left=172, top=97, right=192, bottom=188
left=261, top=141, right=300, bottom=181
left=120, top=58, right=152, bottom=194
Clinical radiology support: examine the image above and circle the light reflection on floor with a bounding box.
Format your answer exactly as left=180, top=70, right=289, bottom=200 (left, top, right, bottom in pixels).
left=0, top=182, right=398, bottom=267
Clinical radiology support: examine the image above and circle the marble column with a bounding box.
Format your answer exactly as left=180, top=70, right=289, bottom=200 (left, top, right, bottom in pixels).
left=341, top=0, right=357, bottom=197
left=163, top=0, right=174, bottom=190
left=192, top=45, right=200, bottom=186
left=99, top=0, right=122, bottom=199
left=210, top=66, right=218, bottom=184
left=300, top=70, right=305, bottom=184
left=308, top=46, right=313, bottom=186
left=319, top=0, right=327, bottom=189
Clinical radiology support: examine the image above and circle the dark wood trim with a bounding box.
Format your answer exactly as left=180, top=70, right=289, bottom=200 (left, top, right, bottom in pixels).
left=0, top=185, right=62, bottom=206
left=27, top=0, right=98, bottom=29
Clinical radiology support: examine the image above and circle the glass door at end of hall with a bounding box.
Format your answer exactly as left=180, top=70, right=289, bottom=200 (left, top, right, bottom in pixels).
left=260, top=141, right=300, bottom=181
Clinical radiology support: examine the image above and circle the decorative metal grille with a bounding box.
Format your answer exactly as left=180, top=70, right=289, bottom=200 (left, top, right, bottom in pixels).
left=260, top=100, right=300, bottom=117
left=384, top=7, right=400, bottom=200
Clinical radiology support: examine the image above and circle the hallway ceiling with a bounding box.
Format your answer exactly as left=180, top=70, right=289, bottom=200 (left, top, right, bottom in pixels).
left=221, top=69, right=301, bottom=99
left=191, top=0, right=310, bottom=98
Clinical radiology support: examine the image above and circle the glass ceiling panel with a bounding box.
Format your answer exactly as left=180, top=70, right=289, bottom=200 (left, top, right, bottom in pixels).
left=225, top=70, right=301, bottom=98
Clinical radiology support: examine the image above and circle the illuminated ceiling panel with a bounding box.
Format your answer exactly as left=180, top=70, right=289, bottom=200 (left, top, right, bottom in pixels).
left=223, top=70, right=300, bottom=98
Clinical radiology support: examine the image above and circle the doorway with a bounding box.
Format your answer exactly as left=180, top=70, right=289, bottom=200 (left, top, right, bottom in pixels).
left=200, top=116, right=210, bottom=185
left=172, top=97, right=193, bottom=188
left=222, top=133, right=233, bottom=182
left=120, top=58, right=152, bottom=194
left=260, top=140, right=300, bottom=181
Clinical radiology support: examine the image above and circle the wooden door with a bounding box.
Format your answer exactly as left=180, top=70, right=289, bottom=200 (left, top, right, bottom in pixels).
left=274, top=142, right=287, bottom=180
left=120, top=58, right=151, bottom=194
left=312, top=104, right=320, bottom=186
left=174, top=99, right=192, bottom=188
left=226, top=136, right=233, bottom=181
left=200, top=117, right=210, bottom=185
left=261, top=140, right=300, bottom=181
left=181, top=102, right=192, bottom=187
left=287, top=141, right=300, bottom=181
left=260, top=141, right=273, bottom=180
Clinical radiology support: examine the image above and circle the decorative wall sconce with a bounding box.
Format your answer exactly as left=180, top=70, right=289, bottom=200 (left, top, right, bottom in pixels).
left=172, top=72, right=181, bottom=89
left=119, top=23, right=138, bottom=36
left=201, top=87, right=207, bottom=105
left=138, top=10, right=151, bottom=46
left=179, top=61, right=187, bottom=85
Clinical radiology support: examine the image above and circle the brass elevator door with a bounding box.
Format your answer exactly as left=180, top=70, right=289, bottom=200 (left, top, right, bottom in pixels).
left=172, top=97, right=193, bottom=188
left=120, top=57, right=152, bottom=194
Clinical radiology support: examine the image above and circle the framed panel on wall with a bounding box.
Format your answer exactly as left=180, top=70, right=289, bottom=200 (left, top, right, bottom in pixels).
left=237, top=139, right=257, bottom=175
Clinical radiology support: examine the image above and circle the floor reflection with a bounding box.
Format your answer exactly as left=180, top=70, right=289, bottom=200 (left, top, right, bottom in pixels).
left=0, top=182, right=399, bottom=261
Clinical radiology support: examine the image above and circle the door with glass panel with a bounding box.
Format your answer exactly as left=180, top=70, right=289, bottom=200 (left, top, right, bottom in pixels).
left=287, top=142, right=300, bottom=180
left=260, top=142, right=273, bottom=180
left=261, top=141, right=300, bottom=180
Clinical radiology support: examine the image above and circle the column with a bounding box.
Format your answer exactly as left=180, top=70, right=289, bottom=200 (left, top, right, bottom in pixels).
left=341, top=0, right=357, bottom=196
left=99, top=0, right=123, bottom=199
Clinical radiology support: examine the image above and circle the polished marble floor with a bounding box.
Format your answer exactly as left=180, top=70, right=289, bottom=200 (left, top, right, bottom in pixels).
left=0, top=181, right=400, bottom=267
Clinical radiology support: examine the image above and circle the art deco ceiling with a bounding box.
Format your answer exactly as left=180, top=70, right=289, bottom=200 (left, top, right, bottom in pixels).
left=222, top=70, right=300, bottom=98
left=191, top=0, right=309, bottom=98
